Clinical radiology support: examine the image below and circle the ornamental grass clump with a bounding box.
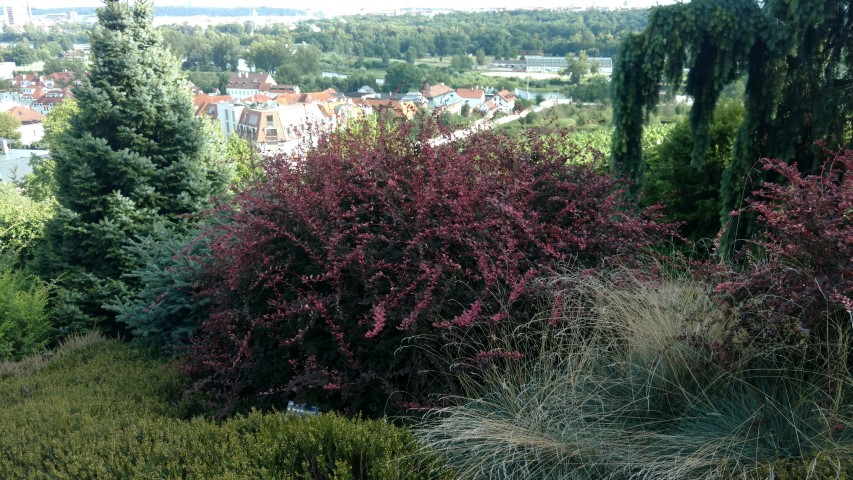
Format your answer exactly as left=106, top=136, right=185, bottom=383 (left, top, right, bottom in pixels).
left=182, top=118, right=672, bottom=416
left=416, top=269, right=853, bottom=479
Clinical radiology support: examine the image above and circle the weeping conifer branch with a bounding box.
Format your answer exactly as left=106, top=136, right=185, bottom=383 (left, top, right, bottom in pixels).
left=612, top=0, right=852, bottom=255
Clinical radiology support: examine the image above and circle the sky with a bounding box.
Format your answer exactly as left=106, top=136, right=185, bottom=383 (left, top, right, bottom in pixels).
left=25, top=0, right=675, bottom=13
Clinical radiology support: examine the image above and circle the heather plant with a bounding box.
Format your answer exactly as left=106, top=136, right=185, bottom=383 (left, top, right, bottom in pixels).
left=183, top=118, right=673, bottom=416
left=417, top=269, right=853, bottom=479
left=712, top=148, right=852, bottom=349
left=0, top=334, right=450, bottom=479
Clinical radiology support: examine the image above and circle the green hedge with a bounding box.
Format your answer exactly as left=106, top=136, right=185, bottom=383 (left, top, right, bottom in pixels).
left=0, top=336, right=451, bottom=479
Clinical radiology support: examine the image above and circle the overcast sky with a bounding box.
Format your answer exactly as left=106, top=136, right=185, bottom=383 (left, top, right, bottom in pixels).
left=28, top=0, right=675, bottom=13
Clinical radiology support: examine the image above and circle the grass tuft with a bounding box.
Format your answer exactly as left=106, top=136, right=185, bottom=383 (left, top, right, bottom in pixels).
left=416, top=269, right=853, bottom=479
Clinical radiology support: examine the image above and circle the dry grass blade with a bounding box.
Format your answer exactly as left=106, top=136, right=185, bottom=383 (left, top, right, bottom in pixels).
left=416, top=269, right=853, bottom=479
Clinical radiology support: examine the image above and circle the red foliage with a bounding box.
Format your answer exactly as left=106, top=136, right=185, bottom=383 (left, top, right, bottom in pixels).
left=714, top=148, right=852, bottom=343
left=182, top=119, right=673, bottom=415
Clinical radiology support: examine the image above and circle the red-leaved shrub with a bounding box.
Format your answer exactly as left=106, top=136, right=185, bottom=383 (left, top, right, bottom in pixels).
left=714, top=148, right=852, bottom=345
left=183, top=118, right=673, bottom=415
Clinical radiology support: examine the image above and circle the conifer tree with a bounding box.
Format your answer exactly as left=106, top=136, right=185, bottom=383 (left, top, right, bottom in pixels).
left=38, top=0, right=229, bottom=333
left=611, top=0, right=851, bottom=252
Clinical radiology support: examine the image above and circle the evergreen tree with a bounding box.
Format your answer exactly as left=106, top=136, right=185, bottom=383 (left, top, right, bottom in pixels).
left=611, top=0, right=851, bottom=252
left=37, top=0, right=229, bottom=334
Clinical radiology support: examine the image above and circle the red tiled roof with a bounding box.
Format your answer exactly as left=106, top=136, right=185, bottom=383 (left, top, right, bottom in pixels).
left=424, top=84, right=453, bottom=99
left=46, top=71, right=77, bottom=84
left=243, top=94, right=275, bottom=103
left=275, top=93, right=303, bottom=105
left=193, top=94, right=232, bottom=117
left=265, top=84, right=300, bottom=94
left=301, top=91, right=337, bottom=103
left=456, top=88, right=484, bottom=99
left=6, top=106, right=45, bottom=123
left=35, top=92, right=67, bottom=106
left=496, top=90, right=516, bottom=102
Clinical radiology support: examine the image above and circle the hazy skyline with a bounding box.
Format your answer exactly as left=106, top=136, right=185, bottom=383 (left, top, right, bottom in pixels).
left=27, top=0, right=675, bottom=13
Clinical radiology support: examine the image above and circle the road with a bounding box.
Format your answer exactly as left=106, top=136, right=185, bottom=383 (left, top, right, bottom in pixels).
left=265, top=98, right=573, bottom=155
left=429, top=98, right=571, bottom=147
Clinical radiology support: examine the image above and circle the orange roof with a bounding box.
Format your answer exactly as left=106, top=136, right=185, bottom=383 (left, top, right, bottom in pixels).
left=301, top=91, right=337, bottom=103
left=193, top=94, right=232, bottom=117
left=496, top=90, right=516, bottom=102
left=456, top=88, right=484, bottom=99
left=46, top=71, right=77, bottom=83
left=193, top=94, right=231, bottom=109
left=424, top=84, right=453, bottom=99
left=243, top=94, right=274, bottom=103
left=7, top=106, right=45, bottom=123
left=275, top=93, right=302, bottom=105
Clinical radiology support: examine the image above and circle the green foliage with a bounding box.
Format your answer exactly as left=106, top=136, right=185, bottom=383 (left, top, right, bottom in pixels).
left=247, top=37, right=293, bottom=73
left=107, top=225, right=209, bottom=353
left=642, top=101, right=744, bottom=242
left=225, top=132, right=263, bottom=189
left=37, top=0, right=230, bottom=333
left=185, top=71, right=231, bottom=94
left=0, top=183, right=54, bottom=259
left=572, top=74, right=610, bottom=104
left=0, top=336, right=451, bottom=479
left=611, top=0, right=762, bottom=187
left=41, top=98, right=79, bottom=153
left=475, top=48, right=486, bottom=66
left=417, top=269, right=853, bottom=479
left=0, top=111, right=20, bottom=141
left=449, top=53, right=473, bottom=72
left=384, top=62, right=424, bottom=92
left=611, top=0, right=852, bottom=249
left=562, top=50, right=591, bottom=85
left=275, top=44, right=322, bottom=84
left=19, top=155, right=57, bottom=203
left=0, top=258, right=51, bottom=361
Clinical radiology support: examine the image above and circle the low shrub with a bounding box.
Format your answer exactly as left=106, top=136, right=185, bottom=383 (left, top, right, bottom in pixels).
left=642, top=101, right=744, bottom=242
left=0, top=336, right=450, bottom=479
left=416, top=269, right=853, bottom=479
left=0, top=257, right=52, bottom=360
left=713, top=148, right=852, bottom=349
left=0, top=183, right=54, bottom=260
left=183, top=118, right=672, bottom=416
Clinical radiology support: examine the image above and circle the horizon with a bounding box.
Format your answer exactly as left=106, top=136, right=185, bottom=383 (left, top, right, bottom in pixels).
left=27, top=0, right=674, bottom=14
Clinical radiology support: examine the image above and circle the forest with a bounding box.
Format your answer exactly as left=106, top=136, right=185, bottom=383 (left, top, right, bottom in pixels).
left=0, top=0, right=850, bottom=478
